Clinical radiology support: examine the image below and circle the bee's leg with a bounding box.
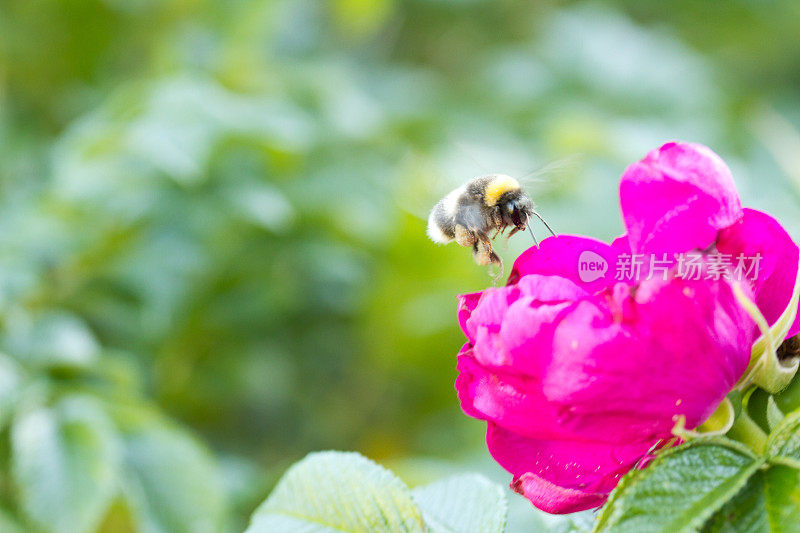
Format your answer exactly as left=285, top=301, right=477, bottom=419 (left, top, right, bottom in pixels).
left=474, top=241, right=504, bottom=282
left=489, top=250, right=502, bottom=269
left=490, top=259, right=504, bottom=283
left=472, top=242, right=487, bottom=265
left=472, top=240, right=493, bottom=266
left=473, top=234, right=502, bottom=266
left=491, top=207, right=503, bottom=230
left=474, top=230, right=493, bottom=252
left=454, top=224, right=477, bottom=248
left=472, top=230, right=493, bottom=265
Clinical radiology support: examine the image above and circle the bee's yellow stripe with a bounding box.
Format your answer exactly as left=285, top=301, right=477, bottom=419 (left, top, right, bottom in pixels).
left=484, top=176, right=520, bottom=206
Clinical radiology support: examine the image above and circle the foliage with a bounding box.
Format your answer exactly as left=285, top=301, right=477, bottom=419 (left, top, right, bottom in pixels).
left=592, top=385, right=800, bottom=533
left=250, top=390, right=800, bottom=532
left=246, top=451, right=506, bottom=533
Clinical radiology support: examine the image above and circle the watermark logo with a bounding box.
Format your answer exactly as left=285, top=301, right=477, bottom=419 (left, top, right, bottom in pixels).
left=578, top=251, right=609, bottom=282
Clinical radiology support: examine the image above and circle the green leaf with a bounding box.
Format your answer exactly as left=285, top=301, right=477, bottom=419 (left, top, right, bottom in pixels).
left=728, top=390, right=743, bottom=419
left=701, top=468, right=768, bottom=533
left=246, top=451, right=426, bottom=533
left=0, top=507, right=25, bottom=533
left=11, top=396, right=120, bottom=533
left=5, top=312, right=101, bottom=369
left=761, top=466, right=800, bottom=531
left=766, top=406, right=800, bottom=469
left=0, top=353, right=23, bottom=430
left=776, top=370, right=800, bottom=416
left=594, top=439, right=763, bottom=533
left=703, top=465, right=800, bottom=532
left=118, top=414, right=225, bottom=533
left=766, top=397, right=785, bottom=432
left=411, top=473, right=507, bottom=533
left=747, top=388, right=772, bottom=434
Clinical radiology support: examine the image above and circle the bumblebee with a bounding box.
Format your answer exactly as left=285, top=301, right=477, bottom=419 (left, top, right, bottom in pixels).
left=427, top=174, right=553, bottom=269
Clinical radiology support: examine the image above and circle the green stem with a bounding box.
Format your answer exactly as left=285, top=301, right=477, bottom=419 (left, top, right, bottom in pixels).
left=727, top=410, right=767, bottom=455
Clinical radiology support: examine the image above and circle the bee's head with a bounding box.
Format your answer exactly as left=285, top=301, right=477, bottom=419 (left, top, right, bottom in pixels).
left=501, top=192, right=533, bottom=230
left=481, top=174, right=534, bottom=230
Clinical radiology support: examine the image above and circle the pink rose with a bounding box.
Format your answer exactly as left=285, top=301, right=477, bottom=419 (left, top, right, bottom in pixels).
left=455, top=142, right=799, bottom=513
left=619, top=141, right=799, bottom=338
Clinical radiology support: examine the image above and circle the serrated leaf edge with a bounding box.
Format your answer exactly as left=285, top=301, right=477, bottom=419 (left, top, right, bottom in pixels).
left=252, top=450, right=426, bottom=533
left=766, top=406, right=800, bottom=460
left=593, top=438, right=762, bottom=533
left=410, top=473, right=508, bottom=533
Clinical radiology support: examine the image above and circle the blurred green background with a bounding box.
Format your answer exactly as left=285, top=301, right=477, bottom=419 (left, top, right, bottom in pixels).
left=1, top=0, right=800, bottom=531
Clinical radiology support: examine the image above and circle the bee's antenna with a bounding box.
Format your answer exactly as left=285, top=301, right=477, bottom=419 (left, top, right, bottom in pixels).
left=530, top=209, right=556, bottom=237
left=526, top=218, right=539, bottom=246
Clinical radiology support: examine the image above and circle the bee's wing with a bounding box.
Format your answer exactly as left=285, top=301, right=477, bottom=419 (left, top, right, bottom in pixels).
left=395, top=155, right=476, bottom=222
left=455, top=199, right=487, bottom=232
left=516, top=154, right=584, bottom=194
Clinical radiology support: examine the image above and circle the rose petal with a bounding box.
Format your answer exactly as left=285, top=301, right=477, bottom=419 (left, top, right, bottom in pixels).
left=456, top=351, right=563, bottom=439
left=455, top=343, right=486, bottom=420
left=459, top=274, right=589, bottom=348
left=475, top=275, right=589, bottom=370
left=457, top=292, right=482, bottom=343
left=457, top=275, right=753, bottom=444
left=515, top=274, right=590, bottom=303
left=463, top=288, right=516, bottom=354
left=610, top=234, right=631, bottom=254
left=545, top=276, right=753, bottom=438
left=717, top=208, right=800, bottom=338
left=495, top=297, right=574, bottom=373
left=620, top=142, right=742, bottom=255
left=511, top=473, right=606, bottom=515
left=509, top=235, right=625, bottom=292
left=487, top=424, right=652, bottom=514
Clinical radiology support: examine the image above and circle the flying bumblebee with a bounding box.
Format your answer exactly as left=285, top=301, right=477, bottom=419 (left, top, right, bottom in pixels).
left=427, top=174, right=554, bottom=270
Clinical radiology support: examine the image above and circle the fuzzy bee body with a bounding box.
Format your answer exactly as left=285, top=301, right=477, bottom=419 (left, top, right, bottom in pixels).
left=427, top=174, right=535, bottom=268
